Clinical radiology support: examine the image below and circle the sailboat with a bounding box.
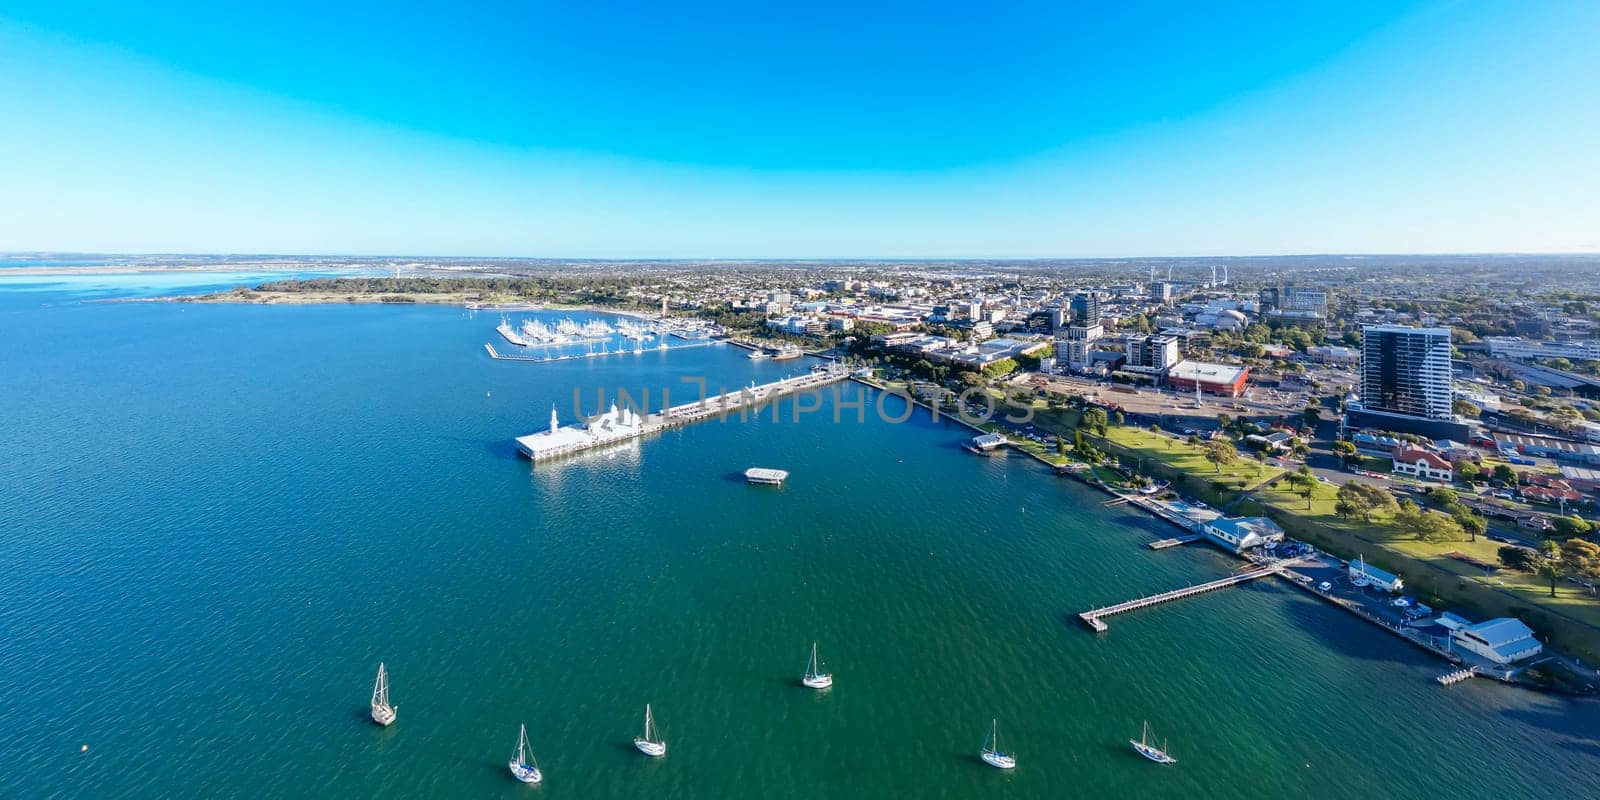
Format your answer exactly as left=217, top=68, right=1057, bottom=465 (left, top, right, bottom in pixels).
left=980, top=719, right=1017, bottom=769
left=634, top=704, right=667, bottom=757
left=1130, top=721, right=1176, bottom=764
left=508, top=724, right=543, bottom=784
left=801, top=642, right=833, bottom=689
left=370, top=663, right=396, bottom=726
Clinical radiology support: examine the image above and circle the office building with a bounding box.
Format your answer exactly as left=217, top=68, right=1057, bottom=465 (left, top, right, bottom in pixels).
left=1123, top=334, right=1180, bottom=374
left=1068, top=292, right=1100, bottom=326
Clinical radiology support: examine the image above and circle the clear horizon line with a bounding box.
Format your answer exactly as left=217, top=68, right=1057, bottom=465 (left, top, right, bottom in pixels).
left=6, top=248, right=1600, bottom=262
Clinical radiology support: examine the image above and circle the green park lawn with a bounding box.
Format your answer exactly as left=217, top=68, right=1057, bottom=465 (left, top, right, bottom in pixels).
left=1251, top=478, right=1600, bottom=659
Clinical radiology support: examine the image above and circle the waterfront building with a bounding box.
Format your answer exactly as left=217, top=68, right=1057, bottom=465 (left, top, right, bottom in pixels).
left=1450, top=618, right=1543, bottom=665
left=1166, top=361, right=1250, bottom=397
left=1392, top=448, right=1453, bottom=482
left=1200, top=516, right=1285, bottom=553
left=515, top=403, right=645, bottom=461
left=1349, top=557, right=1404, bottom=592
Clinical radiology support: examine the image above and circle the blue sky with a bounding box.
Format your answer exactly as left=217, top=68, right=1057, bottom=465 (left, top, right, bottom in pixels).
left=1, top=1, right=1597, bottom=257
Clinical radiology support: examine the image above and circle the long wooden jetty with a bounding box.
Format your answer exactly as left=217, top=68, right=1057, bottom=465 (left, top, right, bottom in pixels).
left=1078, top=562, right=1289, bottom=632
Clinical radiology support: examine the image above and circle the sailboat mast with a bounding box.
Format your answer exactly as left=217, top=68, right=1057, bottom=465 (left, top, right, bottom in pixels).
left=373, top=663, right=388, bottom=707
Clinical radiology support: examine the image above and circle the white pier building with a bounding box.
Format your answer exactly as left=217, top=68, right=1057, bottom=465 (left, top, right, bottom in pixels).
left=516, top=403, right=645, bottom=460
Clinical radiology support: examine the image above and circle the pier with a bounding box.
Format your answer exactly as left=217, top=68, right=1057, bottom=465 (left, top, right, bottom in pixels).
left=1148, top=534, right=1203, bottom=550
left=485, top=340, right=718, bottom=363
left=515, top=366, right=850, bottom=461
left=1078, top=562, right=1291, bottom=632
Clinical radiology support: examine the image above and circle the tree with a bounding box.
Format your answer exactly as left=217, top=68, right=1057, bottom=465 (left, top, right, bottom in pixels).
left=1113, top=411, right=1125, bottom=427
left=1498, top=545, right=1535, bottom=571
left=1335, top=481, right=1396, bottom=522
left=1203, top=439, right=1239, bottom=473
left=1396, top=504, right=1464, bottom=543
left=1453, top=509, right=1486, bottom=542
left=1302, top=405, right=1320, bottom=428
left=1538, top=540, right=1562, bottom=597
left=1056, top=437, right=1067, bottom=457
left=1456, top=462, right=1480, bottom=485
left=1551, top=515, right=1595, bottom=539
left=1424, top=486, right=1459, bottom=509
left=1332, top=440, right=1358, bottom=467
left=1560, top=538, right=1600, bottom=580
left=1492, top=464, right=1517, bottom=486
left=1286, top=466, right=1317, bottom=509
left=1082, top=408, right=1109, bottom=437
left=1451, top=399, right=1482, bottom=418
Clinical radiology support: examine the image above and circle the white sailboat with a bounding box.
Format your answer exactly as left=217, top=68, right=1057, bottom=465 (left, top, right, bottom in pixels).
left=634, top=704, right=666, bottom=757
left=980, top=719, right=1016, bottom=769
left=801, top=642, right=832, bottom=689
left=370, top=663, right=396, bottom=726
left=1130, top=721, right=1176, bottom=764
left=508, top=724, right=542, bottom=784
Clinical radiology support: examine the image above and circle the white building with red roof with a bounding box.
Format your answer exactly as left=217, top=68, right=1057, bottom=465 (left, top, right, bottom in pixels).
left=1392, top=447, right=1453, bottom=482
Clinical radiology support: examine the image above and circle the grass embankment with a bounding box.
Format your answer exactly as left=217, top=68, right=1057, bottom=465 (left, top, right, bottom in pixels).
left=1065, top=421, right=1600, bottom=659
left=1246, top=480, right=1600, bottom=661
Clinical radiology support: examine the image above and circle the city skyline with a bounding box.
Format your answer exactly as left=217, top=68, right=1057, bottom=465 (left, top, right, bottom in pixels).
left=2, top=1, right=1598, bottom=257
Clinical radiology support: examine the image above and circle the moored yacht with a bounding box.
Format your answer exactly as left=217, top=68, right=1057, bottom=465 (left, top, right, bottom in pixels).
left=370, top=663, right=396, bottom=726
left=508, top=724, right=542, bottom=784
left=802, top=642, right=832, bottom=689
left=1130, top=721, right=1176, bottom=764
left=980, top=719, right=1016, bottom=769
left=634, top=704, right=666, bottom=757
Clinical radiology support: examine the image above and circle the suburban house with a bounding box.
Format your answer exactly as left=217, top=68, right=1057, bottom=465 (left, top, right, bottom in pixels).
left=1392, top=448, right=1453, bottom=482
left=1200, top=516, right=1286, bottom=554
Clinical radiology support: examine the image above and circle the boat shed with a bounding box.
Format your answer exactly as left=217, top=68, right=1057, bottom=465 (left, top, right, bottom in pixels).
left=1349, top=557, right=1404, bottom=592
left=1451, top=618, right=1544, bottom=665
left=1200, top=516, right=1285, bottom=554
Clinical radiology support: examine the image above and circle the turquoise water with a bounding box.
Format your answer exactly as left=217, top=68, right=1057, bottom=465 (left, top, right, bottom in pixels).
left=1, top=287, right=1597, bottom=798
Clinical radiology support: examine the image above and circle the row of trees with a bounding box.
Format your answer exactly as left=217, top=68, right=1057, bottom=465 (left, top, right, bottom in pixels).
left=1500, top=538, right=1600, bottom=597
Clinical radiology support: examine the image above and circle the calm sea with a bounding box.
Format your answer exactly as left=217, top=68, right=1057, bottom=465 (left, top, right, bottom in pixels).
left=1, top=281, right=1596, bottom=798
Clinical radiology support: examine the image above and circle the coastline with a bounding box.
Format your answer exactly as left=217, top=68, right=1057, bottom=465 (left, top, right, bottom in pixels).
left=100, top=287, right=664, bottom=321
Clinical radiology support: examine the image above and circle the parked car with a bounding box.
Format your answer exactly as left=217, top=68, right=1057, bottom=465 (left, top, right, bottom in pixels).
left=1317, top=581, right=1333, bottom=592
